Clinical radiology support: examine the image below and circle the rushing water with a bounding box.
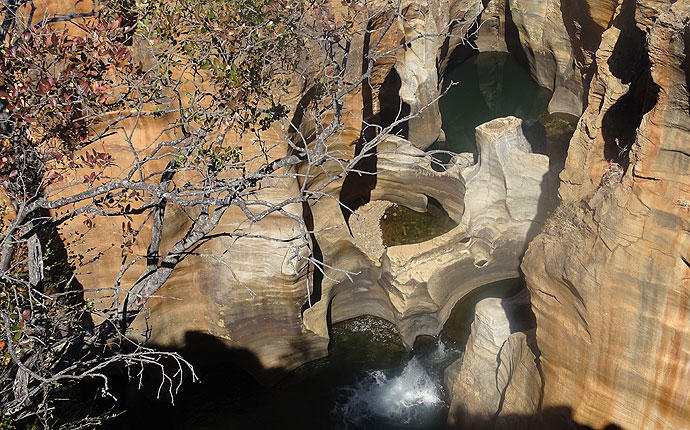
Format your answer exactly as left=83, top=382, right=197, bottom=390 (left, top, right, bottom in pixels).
left=108, top=51, right=569, bottom=430
left=111, top=315, right=457, bottom=430
left=333, top=357, right=445, bottom=429
left=332, top=336, right=457, bottom=430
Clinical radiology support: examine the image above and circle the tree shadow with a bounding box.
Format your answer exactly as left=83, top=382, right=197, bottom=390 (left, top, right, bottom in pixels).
left=99, top=331, right=628, bottom=430
left=105, top=331, right=303, bottom=430
left=340, top=21, right=413, bottom=228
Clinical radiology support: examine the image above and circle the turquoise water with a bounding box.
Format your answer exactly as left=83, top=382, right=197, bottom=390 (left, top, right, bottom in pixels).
left=430, top=52, right=553, bottom=169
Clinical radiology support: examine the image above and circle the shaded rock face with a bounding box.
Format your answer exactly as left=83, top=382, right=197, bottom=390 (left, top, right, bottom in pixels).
left=395, top=0, right=483, bottom=148
left=520, top=1, right=690, bottom=428
left=508, top=0, right=583, bottom=116
left=445, top=290, right=539, bottom=429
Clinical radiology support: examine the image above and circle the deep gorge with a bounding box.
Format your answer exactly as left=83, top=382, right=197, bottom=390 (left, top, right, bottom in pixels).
left=16, top=0, right=689, bottom=428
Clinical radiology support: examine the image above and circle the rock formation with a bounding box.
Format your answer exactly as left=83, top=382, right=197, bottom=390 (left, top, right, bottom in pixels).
left=396, top=0, right=483, bottom=148
left=28, top=0, right=690, bottom=427
left=121, top=0, right=492, bottom=379
left=445, top=290, right=539, bottom=429
left=520, top=1, right=690, bottom=428
left=49, top=0, right=564, bottom=388
left=508, top=0, right=583, bottom=116
left=303, top=116, right=552, bottom=351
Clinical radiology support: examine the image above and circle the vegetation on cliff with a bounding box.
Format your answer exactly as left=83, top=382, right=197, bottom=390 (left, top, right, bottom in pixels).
left=0, top=0, right=433, bottom=426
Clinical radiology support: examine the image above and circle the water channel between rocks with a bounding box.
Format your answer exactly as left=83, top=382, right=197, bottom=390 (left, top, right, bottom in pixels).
left=429, top=51, right=577, bottom=171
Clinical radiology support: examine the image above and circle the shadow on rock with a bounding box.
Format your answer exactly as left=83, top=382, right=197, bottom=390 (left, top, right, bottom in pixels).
left=451, top=405, right=623, bottom=430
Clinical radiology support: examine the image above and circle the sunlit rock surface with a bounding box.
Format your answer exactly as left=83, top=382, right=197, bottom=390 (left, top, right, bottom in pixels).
left=521, top=1, right=690, bottom=428
left=383, top=117, right=551, bottom=346
left=474, top=0, right=508, bottom=53
left=303, top=116, right=552, bottom=349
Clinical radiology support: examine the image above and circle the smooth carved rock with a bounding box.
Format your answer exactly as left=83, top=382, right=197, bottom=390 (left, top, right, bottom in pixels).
left=344, top=117, right=549, bottom=347
left=508, top=0, right=583, bottom=116
left=303, top=116, right=551, bottom=349
left=521, top=2, right=690, bottom=428
left=396, top=0, right=484, bottom=149
left=474, top=0, right=508, bottom=53
left=445, top=290, right=539, bottom=429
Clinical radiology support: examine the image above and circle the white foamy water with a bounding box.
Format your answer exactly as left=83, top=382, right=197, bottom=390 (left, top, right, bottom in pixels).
left=332, top=356, right=446, bottom=429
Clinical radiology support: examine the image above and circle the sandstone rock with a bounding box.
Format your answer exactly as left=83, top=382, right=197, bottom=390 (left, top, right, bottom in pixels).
left=521, top=2, right=690, bottom=428
left=303, top=116, right=551, bottom=352
left=350, top=200, right=394, bottom=263
left=396, top=0, right=484, bottom=148
left=508, top=0, right=583, bottom=116
left=446, top=290, right=539, bottom=429
left=475, top=0, right=508, bottom=53
left=386, top=118, right=549, bottom=347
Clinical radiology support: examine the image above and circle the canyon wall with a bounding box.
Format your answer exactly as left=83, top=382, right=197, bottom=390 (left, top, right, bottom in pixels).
left=32, top=1, right=690, bottom=427
left=520, top=1, right=690, bottom=428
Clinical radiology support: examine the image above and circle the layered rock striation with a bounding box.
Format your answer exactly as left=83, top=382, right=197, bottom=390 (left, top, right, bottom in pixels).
left=303, top=116, right=553, bottom=351
left=521, top=1, right=690, bottom=428
left=445, top=289, right=539, bottom=429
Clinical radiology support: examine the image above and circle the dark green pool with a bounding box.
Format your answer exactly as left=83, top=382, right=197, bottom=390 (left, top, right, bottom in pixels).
left=111, top=315, right=456, bottom=430
left=429, top=52, right=558, bottom=170
left=380, top=198, right=457, bottom=247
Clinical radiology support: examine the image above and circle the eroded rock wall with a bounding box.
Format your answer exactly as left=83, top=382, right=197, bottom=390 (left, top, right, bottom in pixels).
left=303, top=116, right=552, bottom=349
left=508, top=0, right=583, bottom=116
left=445, top=290, right=540, bottom=429
left=396, top=0, right=483, bottom=148
left=521, top=1, right=690, bottom=428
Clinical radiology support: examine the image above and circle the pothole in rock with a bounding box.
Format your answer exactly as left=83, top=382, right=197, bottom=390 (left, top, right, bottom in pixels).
left=539, top=112, right=579, bottom=174
left=380, top=198, right=457, bottom=247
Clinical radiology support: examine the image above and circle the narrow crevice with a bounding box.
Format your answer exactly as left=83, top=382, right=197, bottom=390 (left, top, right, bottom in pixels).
left=683, top=27, right=690, bottom=112
left=602, top=0, right=660, bottom=171
left=503, top=0, right=531, bottom=75
left=377, top=67, right=410, bottom=138
left=339, top=19, right=378, bottom=227
left=301, top=201, right=323, bottom=315
left=558, top=0, right=609, bottom=111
